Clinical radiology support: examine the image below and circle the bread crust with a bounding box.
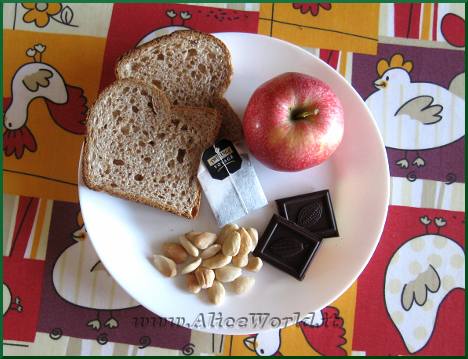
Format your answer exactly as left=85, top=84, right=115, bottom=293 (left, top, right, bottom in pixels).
left=115, top=30, right=233, bottom=97
left=115, top=29, right=243, bottom=144
left=82, top=78, right=221, bottom=219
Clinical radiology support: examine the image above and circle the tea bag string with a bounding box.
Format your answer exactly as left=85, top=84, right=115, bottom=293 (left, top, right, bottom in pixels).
left=214, top=145, right=249, bottom=216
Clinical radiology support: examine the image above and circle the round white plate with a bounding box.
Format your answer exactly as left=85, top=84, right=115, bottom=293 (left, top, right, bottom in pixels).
left=78, top=32, right=390, bottom=335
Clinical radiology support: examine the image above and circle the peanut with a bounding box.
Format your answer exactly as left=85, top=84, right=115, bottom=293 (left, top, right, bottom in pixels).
left=232, top=276, right=255, bottom=295
left=207, top=280, right=225, bottom=305
left=237, top=227, right=252, bottom=255
left=181, top=257, right=202, bottom=275
left=222, top=231, right=241, bottom=256
left=153, top=255, right=177, bottom=278
left=187, top=273, right=201, bottom=293
left=161, top=242, right=187, bottom=264
left=202, top=253, right=232, bottom=269
left=214, top=265, right=242, bottom=283
left=194, top=267, right=215, bottom=289
left=216, top=223, right=239, bottom=246
left=245, top=256, right=263, bottom=273
left=194, top=232, right=217, bottom=250
left=200, top=244, right=221, bottom=259
left=178, top=236, right=199, bottom=257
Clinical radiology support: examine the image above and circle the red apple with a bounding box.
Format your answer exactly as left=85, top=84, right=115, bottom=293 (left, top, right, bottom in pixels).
left=243, top=72, right=344, bottom=172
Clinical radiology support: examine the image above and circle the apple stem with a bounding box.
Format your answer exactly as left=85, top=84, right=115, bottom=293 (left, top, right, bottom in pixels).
left=294, top=108, right=319, bottom=120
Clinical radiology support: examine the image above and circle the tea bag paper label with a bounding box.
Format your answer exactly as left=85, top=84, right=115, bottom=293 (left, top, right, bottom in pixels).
left=201, top=139, right=242, bottom=180
left=198, top=140, right=268, bottom=227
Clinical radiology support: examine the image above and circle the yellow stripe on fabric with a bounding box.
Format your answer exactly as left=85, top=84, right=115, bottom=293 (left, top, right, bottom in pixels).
left=36, top=199, right=53, bottom=260
left=421, top=4, right=432, bottom=40
left=339, top=51, right=347, bottom=78
left=4, top=195, right=20, bottom=257
left=30, top=199, right=47, bottom=259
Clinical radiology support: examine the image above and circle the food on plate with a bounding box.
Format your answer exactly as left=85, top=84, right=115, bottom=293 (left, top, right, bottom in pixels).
left=207, top=280, right=225, bottom=305
left=184, top=231, right=201, bottom=243
left=232, top=276, right=255, bottom=295
left=202, top=253, right=232, bottom=270
left=153, top=255, right=177, bottom=278
left=222, top=231, right=241, bottom=256
left=193, top=232, right=217, bottom=250
left=81, top=78, right=221, bottom=219
left=180, top=257, right=202, bottom=275
left=243, top=72, right=344, bottom=172
left=162, top=242, right=188, bottom=264
left=244, top=256, right=263, bottom=273
left=178, top=236, right=199, bottom=257
left=232, top=253, right=249, bottom=267
left=276, top=189, right=339, bottom=238
left=154, top=224, right=260, bottom=304
left=253, top=214, right=323, bottom=281
left=194, top=267, right=215, bottom=289
left=186, top=273, right=202, bottom=293
left=237, top=227, right=253, bottom=255
left=199, top=244, right=222, bottom=259
left=246, top=227, right=259, bottom=250
left=214, top=265, right=242, bottom=283
left=216, top=222, right=239, bottom=246
left=115, top=29, right=244, bottom=144
left=208, top=96, right=244, bottom=143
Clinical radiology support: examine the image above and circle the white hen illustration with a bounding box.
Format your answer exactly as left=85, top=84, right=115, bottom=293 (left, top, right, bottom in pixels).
left=365, top=54, right=465, bottom=168
left=3, top=44, right=87, bottom=159
left=3, top=283, right=22, bottom=316
left=384, top=216, right=465, bottom=353
left=52, top=211, right=139, bottom=331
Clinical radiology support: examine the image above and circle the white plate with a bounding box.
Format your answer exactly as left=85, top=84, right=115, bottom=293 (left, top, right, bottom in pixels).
left=78, top=32, right=390, bottom=335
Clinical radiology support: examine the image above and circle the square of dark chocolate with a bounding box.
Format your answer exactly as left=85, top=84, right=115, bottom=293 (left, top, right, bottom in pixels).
left=275, top=190, right=339, bottom=238
left=253, top=214, right=323, bottom=281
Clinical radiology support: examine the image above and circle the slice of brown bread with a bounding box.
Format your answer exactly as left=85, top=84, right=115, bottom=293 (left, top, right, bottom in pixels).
left=82, top=78, right=222, bottom=219
left=209, top=96, right=244, bottom=144
left=115, top=29, right=244, bottom=144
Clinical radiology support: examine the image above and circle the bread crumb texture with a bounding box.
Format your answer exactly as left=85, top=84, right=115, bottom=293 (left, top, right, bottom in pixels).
left=116, top=30, right=233, bottom=107
left=82, top=79, right=221, bottom=219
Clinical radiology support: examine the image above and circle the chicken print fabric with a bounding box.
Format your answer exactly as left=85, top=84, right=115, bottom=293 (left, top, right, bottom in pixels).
left=353, top=206, right=465, bottom=356
left=353, top=43, right=465, bottom=185
left=3, top=29, right=106, bottom=203
left=3, top=3, right=465, bottom=356
left=258, top=3, right=381, bottom=55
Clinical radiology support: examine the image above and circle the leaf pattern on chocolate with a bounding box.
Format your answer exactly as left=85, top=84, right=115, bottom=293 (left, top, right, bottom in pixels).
left=297, top=202, right=323, bottom=228
left=270, top=238, right=304, bottom=257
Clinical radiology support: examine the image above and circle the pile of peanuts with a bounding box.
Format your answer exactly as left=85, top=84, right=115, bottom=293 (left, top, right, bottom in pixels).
left=153, top=223, right=263, bottom=305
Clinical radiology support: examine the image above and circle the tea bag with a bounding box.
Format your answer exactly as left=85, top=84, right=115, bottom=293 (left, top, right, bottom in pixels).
left=197, top=139, right=268, bottom=227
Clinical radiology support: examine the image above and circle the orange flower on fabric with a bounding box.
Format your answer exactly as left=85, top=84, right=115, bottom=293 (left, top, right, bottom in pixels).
left=22, top=3, right=62, bottom=27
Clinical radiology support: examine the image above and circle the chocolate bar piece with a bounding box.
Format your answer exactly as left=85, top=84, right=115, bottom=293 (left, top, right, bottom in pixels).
left=276, top=190, right=339, bottom=238
left=253, top=214, right=322, bottom=281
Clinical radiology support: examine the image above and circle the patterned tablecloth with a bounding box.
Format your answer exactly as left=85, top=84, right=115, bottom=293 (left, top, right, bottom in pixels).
left=3, top=3, right=465, bottom=356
